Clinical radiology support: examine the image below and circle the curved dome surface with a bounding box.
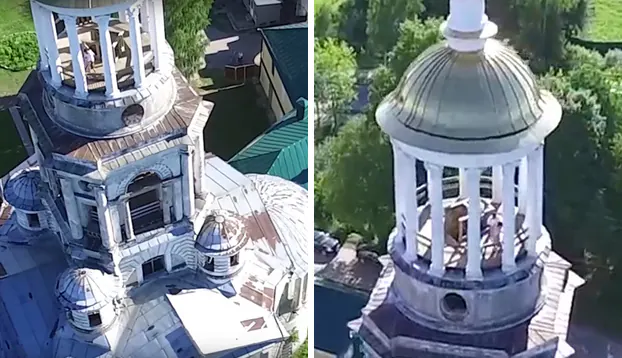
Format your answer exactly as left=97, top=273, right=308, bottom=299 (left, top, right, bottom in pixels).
left=376, top=39, right=561, bottom=155
left=56, top=268, right=120, bottom=311
left=196, top=209, right=250, bottom=255
left=3, top=168, right=45, bottom=212
left=35, top=0, right=128, bottom=9
left=247, top=174, right=308, bottom=276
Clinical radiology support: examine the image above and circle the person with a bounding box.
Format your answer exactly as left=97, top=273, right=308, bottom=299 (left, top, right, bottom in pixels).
left=487, top=212, right=502, bottom=243
left=83, top=44, right=95, bottom=73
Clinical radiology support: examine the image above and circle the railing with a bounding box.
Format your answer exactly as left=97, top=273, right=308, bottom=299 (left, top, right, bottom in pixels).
left=412, top=175, right=528, bottom=269
left=130, top=201, right=164, bottom=235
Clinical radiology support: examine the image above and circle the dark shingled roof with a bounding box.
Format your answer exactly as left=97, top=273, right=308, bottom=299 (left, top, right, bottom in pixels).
left=16, top=70, right=201, bottom=165
left=259, top=23, right=308, bottom=103
left=229, top=99, right=308, bottom=188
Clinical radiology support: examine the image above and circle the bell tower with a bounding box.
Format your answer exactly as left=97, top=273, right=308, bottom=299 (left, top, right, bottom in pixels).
left=15, top=0, right=212, bottom=281
left=348, top=0, right=585, bottom=356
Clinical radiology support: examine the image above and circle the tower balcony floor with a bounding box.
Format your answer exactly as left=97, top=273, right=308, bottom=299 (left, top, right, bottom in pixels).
left=55, top=20, right=155, bottom=93
left=410, top=175, right=529, bottom=271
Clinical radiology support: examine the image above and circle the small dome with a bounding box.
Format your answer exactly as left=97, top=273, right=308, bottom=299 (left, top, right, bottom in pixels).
left=3, top=168, right=45, bottom=212
left=376, top=39, right=561, bottom=155
left=196, top=210, right=249, bottom=255
left=56, top=268, right=120, bottom=311
left=35, top=0, right=128, bottom=9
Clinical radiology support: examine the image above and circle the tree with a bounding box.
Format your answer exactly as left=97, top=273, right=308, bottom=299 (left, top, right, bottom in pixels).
left=164, top=0, right=212, bottom=79
left=315, top=2, right=339, bottom=39
left=388, top=17, right=443, bottom=77
left=337, top=0, right=369, bottom=51
left=316, top=117, right=394, bottom=245
left=366, top=0, right=424, bottom=56
left=314, top=38, right=357, bottom=136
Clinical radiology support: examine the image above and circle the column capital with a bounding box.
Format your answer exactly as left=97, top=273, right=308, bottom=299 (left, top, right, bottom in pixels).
left=424, top=162, right=443, bottom=174
left=58, top=14, right=76, bottom=23
left=94, top=14, right=111, bottom=26
left=127, top=5, right=141, bottom=18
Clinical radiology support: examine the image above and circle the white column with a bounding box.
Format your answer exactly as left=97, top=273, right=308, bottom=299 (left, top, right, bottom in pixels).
left=144, top=0, right=162, bottom=70
left=59, top=178, right=83, bottom=240
left=393, top=146, right=405, bottom=241
left=194, top=135, right=206, bottom=195
left=526, top=149, right=540, bottom=255
left=122, top=199, right=135, bottom=241
left=94, top=15, right=119, bottom=97
left=152, top=0, right=167, bottom=66
left=501, top=162, right=517, bottom=273
left=60, top=15, right=88, bottom=97
left=42, top=9, right=62, bottom=86
left=394, top=145, right=418, bottom=260
left=518, top=157, right=528, bottom=214
left=534, top=145, right=544, bottom=238
left=465, top=168, right=483, bottom=279
left=30, top=2, right=48, bottom=71
left=492, top=166, right=503, bottom=203
left=425, top=162, right=445, bottom=276
left=94, top=186, right=115, bottom=249
left=162, top=186, right=172, bottom=224
left=173, top=180, right=183, bottom=221
left=458, top=168, right=467, bottom=198
left=181, top=150, right=195, bottom=217
left=118, top=10, right=129, bottom=22
left=127, top=6, right=146, bottom=88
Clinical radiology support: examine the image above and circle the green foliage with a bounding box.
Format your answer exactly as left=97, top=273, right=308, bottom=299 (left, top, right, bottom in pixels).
left=293, top=339, right=308, bottom=358
left=502, top=0, right=587, bottom=72
left=0, top=32, right=38, bottom=72
left=366, top=0, right=424, bottom=56
left=163, top=0, right=212, bottom=79
left=314, top=38, right=357, bottom=136
left=388, top=17, right=443, bottom=77
left=337, top=0, right=369, bottom=51
left=316, top=117, right=394, bottom=242
left=315, top=2, right=340, bottom=39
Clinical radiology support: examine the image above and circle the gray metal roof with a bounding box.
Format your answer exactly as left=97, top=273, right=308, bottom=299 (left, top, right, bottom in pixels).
left=2, top=168, right=45, bottom=212
left=55, top=268, right=120, bottom=312
left=195, top=209, right=250, bottom=255
left=34, top=0, right=128, bottom=9
left=246, top=174, right=309, bottom=277
left=376, top=39, right=562, bottom=155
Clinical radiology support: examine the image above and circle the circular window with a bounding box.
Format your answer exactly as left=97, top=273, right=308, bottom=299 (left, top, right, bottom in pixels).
left=122, top=104, right=145, bottom=126
left=440, top=293, right=468, bottom=321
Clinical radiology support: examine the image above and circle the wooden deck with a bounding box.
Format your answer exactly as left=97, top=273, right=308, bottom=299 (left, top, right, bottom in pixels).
left=56, top=20, right=155, bottom=92
left=415, top=198, right=528, bottom=270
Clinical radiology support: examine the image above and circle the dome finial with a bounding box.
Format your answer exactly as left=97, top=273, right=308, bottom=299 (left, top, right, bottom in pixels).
left=443, top=0, right=497, bottom=52
left=447, top=0, right=487, bottom=34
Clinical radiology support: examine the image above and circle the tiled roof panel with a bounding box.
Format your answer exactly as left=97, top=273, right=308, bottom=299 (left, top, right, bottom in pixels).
left=260, top=25, right=308, bottom=103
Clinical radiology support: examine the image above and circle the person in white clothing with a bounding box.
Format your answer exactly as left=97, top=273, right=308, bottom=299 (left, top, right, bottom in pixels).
left=487, top=213, right=502, bottom=244
left=82, top=44, right=95, bottom=73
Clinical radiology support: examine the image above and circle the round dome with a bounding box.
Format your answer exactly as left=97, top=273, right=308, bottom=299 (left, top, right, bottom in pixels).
left=3, top=168, right=45, bottom=212
left=376, top=38, right=562, bottom=155
left=56, top=268, right=120, bottom=311
left=35, top=0, right=128, bottom=9
left=196, top=210, right=250, bottom=255
left=247, top=174, right=308, bottom=276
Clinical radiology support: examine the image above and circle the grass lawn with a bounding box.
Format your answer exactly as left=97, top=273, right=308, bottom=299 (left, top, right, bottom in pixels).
left=583, top=0, right=622, bottom=41
left=202, top=83, right=272, bottom=160
left=0, top=0, right=34, bottom=97
left=0, top=110, right=27, bottom=176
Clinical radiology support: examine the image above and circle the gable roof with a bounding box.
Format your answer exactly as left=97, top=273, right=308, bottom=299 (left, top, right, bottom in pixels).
left=229, top=99, right=308, bottom=188
left=259, top=23, right=308, bottom=104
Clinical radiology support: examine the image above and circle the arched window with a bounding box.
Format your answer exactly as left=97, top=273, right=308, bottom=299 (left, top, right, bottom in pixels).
left=204, top=257, right=214, bottom=271
left=127, top=172, right=165, bottom=236
left=142, top=255, right=166, bottom=279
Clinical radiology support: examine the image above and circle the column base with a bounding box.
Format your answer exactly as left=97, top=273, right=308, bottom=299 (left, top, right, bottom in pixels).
left=501, top=263, right=517, bottom=274
left=74, top=90, right=89, bottom=99
left=428, top=265, right=445, bottom=277
left=465, top=268, right=483, bottom=280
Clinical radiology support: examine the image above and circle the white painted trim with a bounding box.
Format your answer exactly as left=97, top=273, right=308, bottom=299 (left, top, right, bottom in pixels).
left=465, top=167, right=483, bottom=279
left=36, top=0, right=137, bottom=17
left=425, top=162, right=445, bottom=276
left=393, top=138, right=542, bottom=169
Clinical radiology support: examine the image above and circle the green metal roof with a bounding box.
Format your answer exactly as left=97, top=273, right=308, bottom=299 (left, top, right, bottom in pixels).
left=229, top=99, right=308, bottom=188
left=259, top=23, right=308, bottom=103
